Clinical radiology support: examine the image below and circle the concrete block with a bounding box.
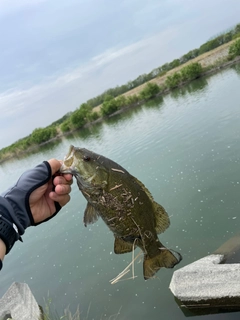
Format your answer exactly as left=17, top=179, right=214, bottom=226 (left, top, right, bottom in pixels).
left=169, top=254, right=240, bottom=314
left=0, top=282, right=42, bottom=320
left=169, top=234, right=240, bottom=315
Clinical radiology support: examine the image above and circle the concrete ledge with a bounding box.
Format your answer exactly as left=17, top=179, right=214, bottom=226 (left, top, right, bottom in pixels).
left=0, top=282, right=42, bottom=320
left=169, top=234, right=240, bottom=315
left=170, top=254, right=240, bottom=300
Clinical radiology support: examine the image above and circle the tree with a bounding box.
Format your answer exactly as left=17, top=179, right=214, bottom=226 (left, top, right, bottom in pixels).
left=115, top=95, right=127, bottom=108
left=180, top=49, right=199, bottom=64
left=199, top=39, right=219, bottom=55
left=165, top=72, right=181, bottom=89
left=234, top=24, right=240, bottom=34
left=71, top=109, right=86, bottom=128
left=160, top=63, right=170, bottom=72
left=169, top=59, right=180, bottom=69
left=79, top=103, right=91, bottom=116
left=31, top=127, right=56, bottom=144
left=60, top=120, right=71, bottom=132
left=103, top=94, right=114, bottom=102
left=139, top=83, right=160, bottom=100
left=87, top=111, right=100, bottom=122
left=150, top=68, right=161, bottom=78
left=180, top=63, right=203, bottom=82
left=126, top=94, right=139, bottom=105
left=229, top=39, right=240, bottom=58
left=101, top=96, right=119, bottom=116
left=70, top=103, right=92, bottom=128
left=224, top=32, right=232, bottom=43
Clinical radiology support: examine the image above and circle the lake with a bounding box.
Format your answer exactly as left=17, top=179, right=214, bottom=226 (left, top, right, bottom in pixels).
left=1, top=63, right=240, bottom=320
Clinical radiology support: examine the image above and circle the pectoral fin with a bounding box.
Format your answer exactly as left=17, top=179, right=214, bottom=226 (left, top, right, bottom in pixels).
left=83, top=202, right=99, bottom=227
left=114, top=236, right=136, bottom=254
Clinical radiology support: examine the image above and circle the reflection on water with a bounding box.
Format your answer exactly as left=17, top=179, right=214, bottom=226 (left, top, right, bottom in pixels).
left=65, top=95, right=164, bottom=142
left=38, top=139, right=62, bottom=153
left=232, top=62, right=240, bottom=76
left=7, top=138, right=62, bottom=163
left=170, top=76, right=208, bottom=100
left=0, top=63, right=240, bottom=320
left=142, top=95, right=164, bottom=108
left=103, top=102, right=151, bottom=127
left=65, top=122, right=104, bottom=142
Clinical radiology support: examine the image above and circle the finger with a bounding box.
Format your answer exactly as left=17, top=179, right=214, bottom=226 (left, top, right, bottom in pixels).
left=63, top=173, right=73, bottom=182
left=47, top=159, right=62, bottom=175
left=49, top=192, right=71, bottom=207
left=53, top=175, right=73, bottom=186
left=54, top=184, right=72, bottom=195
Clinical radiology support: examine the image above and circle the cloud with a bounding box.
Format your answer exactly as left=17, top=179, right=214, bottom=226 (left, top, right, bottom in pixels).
left=0, top=25, right=179, bottom=115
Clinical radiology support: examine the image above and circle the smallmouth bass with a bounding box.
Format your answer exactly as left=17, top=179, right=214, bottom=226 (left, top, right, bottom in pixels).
left=61, top=145, right=182, bottom=279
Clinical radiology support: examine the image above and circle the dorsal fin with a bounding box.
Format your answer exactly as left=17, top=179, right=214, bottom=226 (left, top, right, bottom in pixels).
left=133, top=177, right=170, bottom=233
left=153, top=201, right=170, bottom=234
left=133, top=177, right=154, bottom=201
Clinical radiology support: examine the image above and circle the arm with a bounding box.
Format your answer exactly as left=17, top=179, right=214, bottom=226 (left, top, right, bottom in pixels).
left=0, top=159, right=72, bottom=269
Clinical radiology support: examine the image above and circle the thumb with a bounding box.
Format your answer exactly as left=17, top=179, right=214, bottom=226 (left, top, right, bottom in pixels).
left=47, top=159, right=62, bottom=175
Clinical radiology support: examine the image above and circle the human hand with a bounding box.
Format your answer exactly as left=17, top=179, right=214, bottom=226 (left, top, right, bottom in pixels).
left=30, top=159, right=72, bottom=224
left=0, top=159, right=73, bottom=257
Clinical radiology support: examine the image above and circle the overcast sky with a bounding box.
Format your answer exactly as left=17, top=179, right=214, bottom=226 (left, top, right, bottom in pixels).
left=0, top=0, right=240, bottom=148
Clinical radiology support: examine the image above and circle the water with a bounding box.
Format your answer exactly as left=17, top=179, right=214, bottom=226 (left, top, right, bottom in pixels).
left=1, top=63, right=240, bottom=319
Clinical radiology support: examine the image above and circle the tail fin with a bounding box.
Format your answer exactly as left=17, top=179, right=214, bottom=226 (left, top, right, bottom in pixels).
left=143, top=249, right=182, bottom=280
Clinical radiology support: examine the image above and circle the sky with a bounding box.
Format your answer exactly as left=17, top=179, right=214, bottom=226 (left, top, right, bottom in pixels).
left=0, top=0, right=240, bottom=149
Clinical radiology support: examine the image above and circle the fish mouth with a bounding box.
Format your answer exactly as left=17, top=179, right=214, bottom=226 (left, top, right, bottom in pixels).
left=60, top=166, right=73, bottom=174
left=60, top=145, right=99, bottom=193
left=60, top=145, right=76, bottom=174
left=63, top=145, right=75, bottom=166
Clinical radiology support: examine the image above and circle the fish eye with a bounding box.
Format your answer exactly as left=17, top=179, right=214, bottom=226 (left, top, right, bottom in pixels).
left=83, top=155, right=91, bottom=162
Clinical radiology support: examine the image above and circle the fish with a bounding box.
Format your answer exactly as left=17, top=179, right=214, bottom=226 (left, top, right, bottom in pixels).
left=60, top=145, right=182, bottom=279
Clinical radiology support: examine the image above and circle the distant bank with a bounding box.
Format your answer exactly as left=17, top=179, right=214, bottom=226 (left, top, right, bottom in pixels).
left=1, top=38, right=240, bottom=164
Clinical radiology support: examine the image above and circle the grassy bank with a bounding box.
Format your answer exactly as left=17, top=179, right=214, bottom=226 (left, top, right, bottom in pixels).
left=1, top=37, right=240, bottom=163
